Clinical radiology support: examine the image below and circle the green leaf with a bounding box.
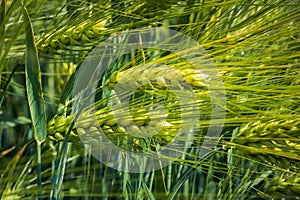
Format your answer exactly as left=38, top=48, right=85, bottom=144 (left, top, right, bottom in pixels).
left=23, top=5, right=47, bottom=144
left=0, top=0, right=5, bottom=77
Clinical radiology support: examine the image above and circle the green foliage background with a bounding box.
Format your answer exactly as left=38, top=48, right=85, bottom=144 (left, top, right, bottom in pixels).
left=0, top=0, right=299, bottom=199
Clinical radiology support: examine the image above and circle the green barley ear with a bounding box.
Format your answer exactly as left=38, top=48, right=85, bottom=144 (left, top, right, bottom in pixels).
left=37, top=19, right=108, bottom=54
left=229, top=118, right=300, bottom=168
left=253, top=170, right=300, bottom=198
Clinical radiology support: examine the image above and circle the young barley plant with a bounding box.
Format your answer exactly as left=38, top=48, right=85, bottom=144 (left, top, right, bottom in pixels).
left=0, top=0, right=299, bottom=199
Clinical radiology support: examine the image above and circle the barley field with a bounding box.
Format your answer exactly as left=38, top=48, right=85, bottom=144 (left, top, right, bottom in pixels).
left=0, top=0, right=299, bottom=199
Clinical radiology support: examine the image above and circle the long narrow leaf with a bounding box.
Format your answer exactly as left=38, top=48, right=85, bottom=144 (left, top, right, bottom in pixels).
left=23, top=5, right=47, bottom=144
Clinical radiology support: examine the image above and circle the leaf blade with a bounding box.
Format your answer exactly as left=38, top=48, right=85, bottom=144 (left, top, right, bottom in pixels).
left=23, top=5, right=47, bottom=144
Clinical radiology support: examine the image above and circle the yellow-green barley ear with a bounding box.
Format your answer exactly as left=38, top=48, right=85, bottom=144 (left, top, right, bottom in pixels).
left=37, top=19, right=107, bottom=53
left=230, top=118, right=300, bottom=167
